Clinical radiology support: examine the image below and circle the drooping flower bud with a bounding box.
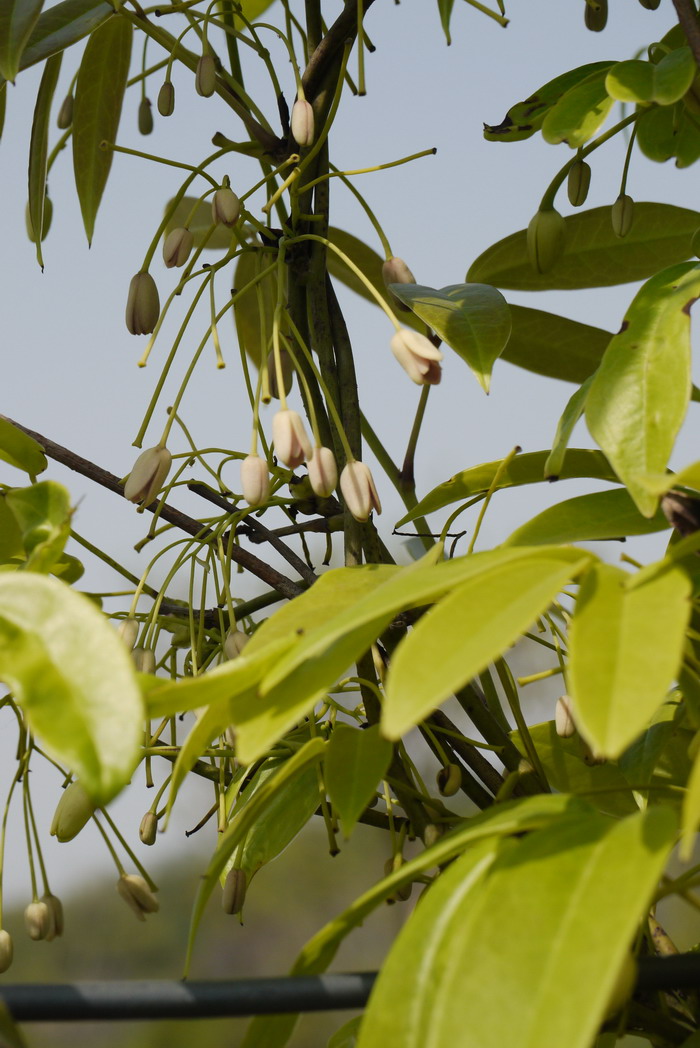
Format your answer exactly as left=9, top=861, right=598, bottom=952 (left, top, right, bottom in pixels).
left=195, top=53, right=217, bottom=97
left=138, top=96, right=154, bottom=135
left=56, top=93, right=74, bottom=129
left=382, top=256, right=416, bottom=288
left=139, top=811, right=158, bottom=846
left=211, top=186, right=241, bottom=227
left=118, top=617, right=139, bottom=651
left=125, top=271, right=160, bottom=335
left=526, top=208, right=566, bottom=274
left=611, top=194, right=634, bottom=238
left=423, top=824, right=442, bottom=848
left=390, top=328, right=443, bottom=385
left=308, top=446, right=338, bottom=498
left=162, top=227, right=193, bottom=268
left=272, top=409, right=313, bottom=468
left=267, top=347, right=294, bottom=398
left=240, top=454, right=270, bottom=507
left=437, top=763, right=462, bottom=797
left=116, top=874, right=159, bottom=922
left=50, top=781, right=95, bottom=842
left=584, top=0, right=607, bottom=31
left=157, top=80, right=175, bottom=117
left=123, top=445, right=172, bottom=507
left=340, top=461, right=382, bottom=522
left=222, top=868, right=247, bottom=915
left=291, top=98, right=314, bottom=147
left=223, top=628, right=249, bottom=660
left=132, top=647, right=156, bottom=673
left=567, top=160, right=591, bottom=207
left=25, top=197, right=53, bottom=243
left=24, top=901, right=51, bottom=941
left=42, top=893, right=64, bottom=941
left=0, top=931, right=13, bottom=973
left=555, top=695, right=577, bottom=738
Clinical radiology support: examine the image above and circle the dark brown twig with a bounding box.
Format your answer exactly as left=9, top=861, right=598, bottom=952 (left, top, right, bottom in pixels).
left=672, top=0, right=700, bottom=64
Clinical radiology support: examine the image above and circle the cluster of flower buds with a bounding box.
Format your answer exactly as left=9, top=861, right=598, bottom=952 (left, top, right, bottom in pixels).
left=611, top=194, right=634, bottom=238
left=339, top=460, right=382, bottom=522
left=116, top=874, right=159, bottom=921
left=526, top=208, right=566, bottom=274
left=132, top=647, right=156, bottom=673
left=291, top=97, right=314, bottom=148
left=125, top=271, right=160, bottom=335
left=390, top=328, right=442, bottom=385
left=123, top=445, right=172, bottom=507
left=162, top=227, right=193, bottom=269
left=50, top=780, right=95, bottom=843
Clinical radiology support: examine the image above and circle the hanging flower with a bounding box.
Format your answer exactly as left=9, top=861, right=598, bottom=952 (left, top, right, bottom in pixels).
left=273, top=409, right=312, bottom=468
left=390, top=328, right=442, bottom=385
left=125, top=271, right=160, bottom=335
left=123, top=445, right=172, bottom=507
left=308, top=446, right=338, bottom=498
left=340, top=460, right=382, bottom=522
left=240, top=454, right=270, bottom=507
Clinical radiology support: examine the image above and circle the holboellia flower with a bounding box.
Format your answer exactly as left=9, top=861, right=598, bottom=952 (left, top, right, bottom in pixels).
left=291, top=98, right=314, bottom=147
left=116, top=874, right=159, bottom=922
left=50, top=781, right=95, bottom=843
left=123, top=445, right=172, bottom=507
left=340, top=460, right=382, bottom=522
left=308, top=446, right=338, bottom=498
left=240, top=454, right=270, bottom=507
left=272, top=409, right=312, bottom=469
left=162, top=227, right=193, bottom=268
left=125, top=271, right=160, bottom=335
left=211, top=186, right=240, bottom=227
left=390, top=328, right=443, bottom=385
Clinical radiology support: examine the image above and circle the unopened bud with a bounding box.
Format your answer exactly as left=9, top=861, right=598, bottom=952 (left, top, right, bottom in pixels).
left=423, top=824, right=442, bottom=848
left=223, top=628, right=249, bottom=660
left=555, top=695, right=577, bottom=738
left=50, top=781, right=95, bottom=842
left=24, top=901, right=51, bottom=941
left=116, top=874, right=159, bottom=921
left=42, top=893, right=64, bottom=941
left=272, top=409, right=312, bottom=468
left=390, top=328, right=442, bottom=385
left=157, top=80, right=175, bottom=116
left=195, top=53, right=217, bottom=97
left=139, top=811, right=158, bottom=846
left=382, top=256, right=416, bottom=287
left=132, top=647, right=156, bottom=673
left=0, top=931, right=13, bottom=973
left=222, top=868, right=247, bottom=915
left=240, top=454, right=270, bottom=507
left=308, top=446, right=338, bottom=498
left=584, top=0, right=607, bottom=31
left=383, top=856, right=412, bottom=903
left=527, top=208, right=566, bottom=274
left=138, top=96, right=154, bottom=135
left=437, top=763, right=462, bottom=797
left=611, top=194, right=634, bottom=238
left=26, top=197, right=53, bottom=243
left=123, top=445, right=172, bottom=507
left=125, top=271, right=160, bottom=335
left=118, top=617, right=139, bottom=651
left=567, top=160, right=591, bottom=207
left=267, top=347, right=294, bottom=399
left=56, top=93, right=74, bottom=129
left=163, top=227, right=193, bottom=268
left=211, top=186, right=240, bottom=227
left=291, top=97, right=314, bottom=147
left=340, top=461, right=381, bottom=522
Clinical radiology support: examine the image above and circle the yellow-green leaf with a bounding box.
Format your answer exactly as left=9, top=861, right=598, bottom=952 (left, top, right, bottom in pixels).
left=0, top=417, right=47, bottom=475
left=0, top=0, right=44, bottom=82
left=541, top=66, right=614, bottom=148
left=505, top=488, right=669, bottom=546
left=325, top=725, right=392, bottom=837
left=27, top=52, right=61, bottom=269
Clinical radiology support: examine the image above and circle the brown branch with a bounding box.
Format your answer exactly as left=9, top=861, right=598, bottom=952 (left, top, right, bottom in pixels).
left=1, top=416, right=304, bottom=602
left=672, top=0, right=700, bottom=65
left=302, top=0, right=377, bottom=99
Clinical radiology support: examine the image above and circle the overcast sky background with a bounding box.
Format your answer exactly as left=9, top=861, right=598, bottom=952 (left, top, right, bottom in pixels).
left=0, top=0, right=698, bottom=932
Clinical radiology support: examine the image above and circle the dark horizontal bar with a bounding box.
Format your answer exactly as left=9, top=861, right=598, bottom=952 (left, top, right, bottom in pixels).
left=0, top=973, right=377, bottom=1022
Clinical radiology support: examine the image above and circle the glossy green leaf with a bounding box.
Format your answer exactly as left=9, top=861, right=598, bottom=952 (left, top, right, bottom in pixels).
left=605, top=60, right=654, bottom=103
left=50, top=552, right=84, bottom=583
left=502, top=305, right=611, bottom=384
left=164, top=195, right=233, bottom=251
left=233, top=248, right=279, bottom=368
left=541, top=67, right=614, bottom=148
left=0, top=573, right=143, bottom=803
left=388, top=282, right=511, bottom=392
left=0, top=0, right=44, bottom=82
left=467, top=203, right=700, bottom=291
left=6, top=480, right=72, bottom=572
left=27, top=52, right=61, bottom=269
left=0, top=496, right=23, bottom=565
left=19, top=0, right=111, bottom=72
left=0, top=418, right=47, bottom=475
left=357, top=807, right=676, bottom=1048
left=586, top=262, right=700, bottom=517
left=437, top=0, right=454, bottom=44
left=395, top=448, right=618, bottom=527
left=326, top=228, right=422, bottom=332
left=382, top=549, right=590, bottom=740
left=618, top=702, right=691, bottom=804
left=72, top=14, right=132, bottom=244
left=483, top=62, right=614, bottom=143
left=607, top=48, right=695, bottom=106
left=545, top=376, right=594, bottom=478
left=325, top=725, right=392, bottom=837
left=568, top=561, right=691, bottom=758
left=505, top=488, right=669, bottom=546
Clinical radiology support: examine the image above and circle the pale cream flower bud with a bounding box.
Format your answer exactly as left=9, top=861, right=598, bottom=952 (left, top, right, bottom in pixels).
left=267, top=348, right=294, bottom=399
left=195, top=53, right=217, bottom=97
left=212, top=186, right=240, bottom=227
left=118, top=617, right=139, bottom=651
left=138, top=96, right=154, bottom=135
left=240, top=454, right=270, bottom=507
left=339, top=461, right=382, bottom=522
left=125, top=271, right=160, bottom=335
left=423, top=824, right=442, bottom=848
left=24, top=901, right=51, bottom=941
left=291, top=98, right=314, bottom=147
left=157, top=80, right=175, bottom=117
left=222, top=868, right=247, bottom=915
left=123, top=445, right=172, bottom=507
left=0, top=931, right=13, bottom=973
left=382, top=256, right=416, bottom=287
left=308, top=446, right=338, bottom=498
left=390, top=328, right=443, bottom=385
left=56, top=93, right=74, bottom=129
left=116, top=874, right=159, bottom=922
left=50, top=781, right=95, bottom=842
left=162, top=227, right=193, bottom=268
left=139, top=811, right=158, bottom=846
left=132, top=647, right=156, bottom=673
left=223, top=628, right=249, bottom=660
left=555, top=695, right=577, bottom=738
left=437, top=763, right=462, bottom=797
left=42, top=893, right=64, bottom=941
left=272, top=409, right=313, bottom=468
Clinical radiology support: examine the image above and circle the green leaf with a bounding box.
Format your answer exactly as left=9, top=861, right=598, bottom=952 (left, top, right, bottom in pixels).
left=605, top=60, right=654, bottom=104
left=541, top=67, right=614, bottom=148
left=27, top=52, right=61, bottom=269
left=388, top=282, right=511, bottom=392
left=585, top=262, right=700, bottom=517
left=0, top=496, right=23, bottom=565
left=0, top=80, right=6, bottom=141
left=568, top=561, right=691, bottom=758
left=6, top=480, right=72, bottom=572
left=395, top=448, right=618, bottom=527
left=326, top=228, right=423, bottom=332
left=618, top=703, right=691, bottom=804
left=505, top=488, right=669, bottom=546
left=164, top=194, right=233, bottom=251
left=606, top=48, right=696, bottom=106
left=19, top=0, right=111, bottom=72
left=467, top=203, right=700, bottom=291
left=545, top=376, right=594, bottom=478
left=0, top=418, right=47, bottom=475
left=437, top=0, right=454, bottom=44
left=357, top=807, right=676, bottom=1048
left=382, top=548, right=591, bottom=740
left=72, top=14, right=132, bottom=243
left=325, top=725, right=392, bottom=837
left=483, top=62, right=614, bottom=143
left=502, top=305, right=611, bottom=384
left=681, top=745, right=700, bottom=857
left=233, top=248, right=279, bottom=369
left=0, top=573, right=143, bottom=803
left=0, top=0, right=44, bottom=82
